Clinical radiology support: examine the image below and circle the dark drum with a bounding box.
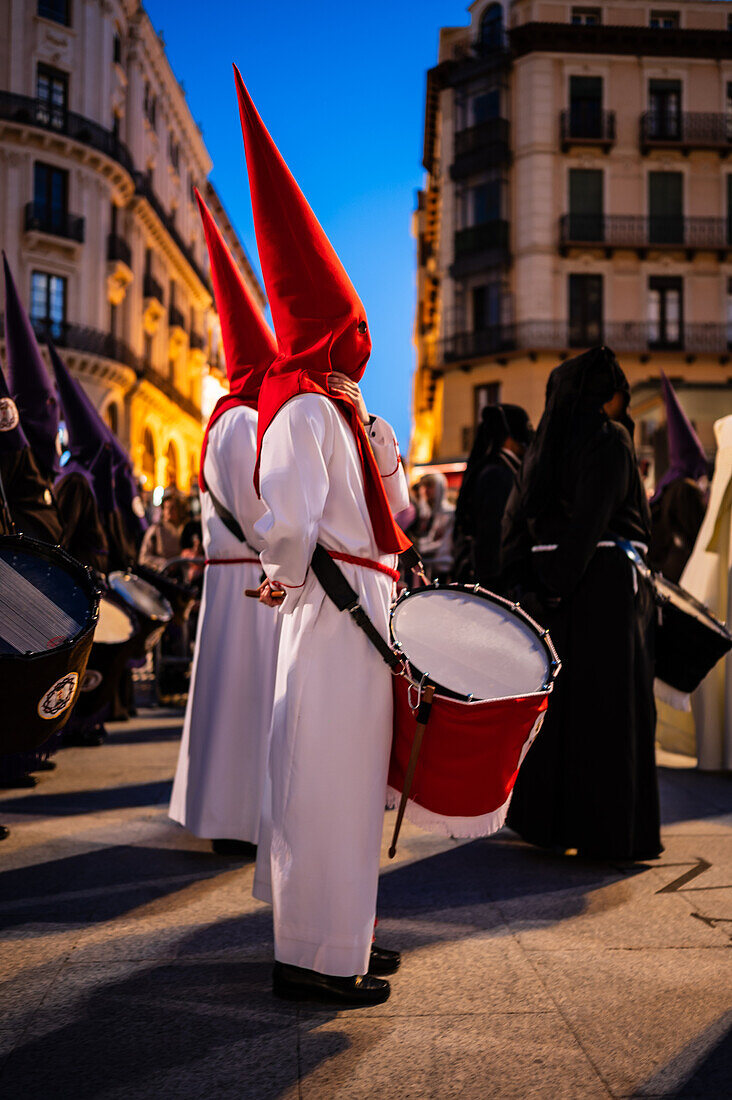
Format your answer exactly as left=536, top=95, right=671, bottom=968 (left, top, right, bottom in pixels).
left=74, top=594, right=138, bottom=720
left=0, top=534, right=99, bottom=751
left=654, top=575, right=732, bottom=694
left=107, top=571, right=173, bottom=657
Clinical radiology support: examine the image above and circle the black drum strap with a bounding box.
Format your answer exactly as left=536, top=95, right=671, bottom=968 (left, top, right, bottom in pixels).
left=205, top=486, right=247, bottom=545
left=310, top=545, right=403, bottom=673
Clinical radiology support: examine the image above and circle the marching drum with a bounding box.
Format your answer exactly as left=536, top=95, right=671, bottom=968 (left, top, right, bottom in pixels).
left=653, top=575, right=732, bottom=695
left=74, top=594, right=138, bottom=719
left=0, top=534, right=99, bottom=751
left=107, top=571, right=173, bottom=656
left=387, top=584, right=560, bottom=840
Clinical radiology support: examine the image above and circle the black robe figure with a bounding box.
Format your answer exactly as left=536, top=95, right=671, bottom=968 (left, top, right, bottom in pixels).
left=648, top=477, right=706, bottom=584
left=453, top=404, right=532, bottom=586
left=502, top=346, right=662, bottom=861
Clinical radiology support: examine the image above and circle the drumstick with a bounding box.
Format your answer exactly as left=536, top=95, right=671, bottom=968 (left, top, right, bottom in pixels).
left=244, top=588, right=285, bottom=601
left=388, top=682, right=435, bottom=859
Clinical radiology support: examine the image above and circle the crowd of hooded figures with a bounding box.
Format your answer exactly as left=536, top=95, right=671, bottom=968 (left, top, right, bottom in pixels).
left=2, top=65, right=729, bottom=1010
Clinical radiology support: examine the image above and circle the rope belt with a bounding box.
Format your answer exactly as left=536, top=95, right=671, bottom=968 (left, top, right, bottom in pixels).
left=205, top=556, right=260, bottom=566
left=327, top=550, right=400, bottom=583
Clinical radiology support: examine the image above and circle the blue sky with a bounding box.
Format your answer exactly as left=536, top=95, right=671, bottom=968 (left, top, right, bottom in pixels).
left=143, top=0, right=469, bottom=450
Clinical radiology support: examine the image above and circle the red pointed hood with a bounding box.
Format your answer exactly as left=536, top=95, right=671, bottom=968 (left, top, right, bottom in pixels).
left=195, top=189, right=277, bottom=491
left=233, top=68, right=409, bottom=555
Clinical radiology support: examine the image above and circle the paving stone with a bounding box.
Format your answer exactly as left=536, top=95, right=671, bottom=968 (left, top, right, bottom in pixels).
left=298, top=1013, right=610, bottom=1099
left=526, top=948, right=732, bottom=1097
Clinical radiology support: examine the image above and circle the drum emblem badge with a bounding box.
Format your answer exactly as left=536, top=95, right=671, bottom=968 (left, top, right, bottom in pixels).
left=37, top=672, right=79, bottom=719
left=0, top=397, right=20, bottom=432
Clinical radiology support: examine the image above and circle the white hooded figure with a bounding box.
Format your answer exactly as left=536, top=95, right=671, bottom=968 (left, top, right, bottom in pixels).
left=679, top=415, right=732, bottom=770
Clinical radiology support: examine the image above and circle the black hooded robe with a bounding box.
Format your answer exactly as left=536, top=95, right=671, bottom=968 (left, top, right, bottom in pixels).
left=503, top=349, right=662, bottom=861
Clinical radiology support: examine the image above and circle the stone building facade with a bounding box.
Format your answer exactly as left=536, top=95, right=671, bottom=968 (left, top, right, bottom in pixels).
left=413, top=0, right=732, bottom=485
left=0, top=0, right=265, bottom=495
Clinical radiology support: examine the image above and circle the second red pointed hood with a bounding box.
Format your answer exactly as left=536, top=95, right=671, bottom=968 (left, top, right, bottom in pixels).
left=195, top=188, right=277, bottom=490
left=233, top=68, right=409, bottom=556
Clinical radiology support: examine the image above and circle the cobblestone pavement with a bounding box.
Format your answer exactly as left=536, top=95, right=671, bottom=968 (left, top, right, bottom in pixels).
left=0, top=710, right=730, bottom=1099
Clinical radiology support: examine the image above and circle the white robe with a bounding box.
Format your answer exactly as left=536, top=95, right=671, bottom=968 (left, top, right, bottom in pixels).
left=169, top=405, right=281, bottom=841
left=252, top=394, right=409, bottom=976
left=679, top=414, right=732, bottom=771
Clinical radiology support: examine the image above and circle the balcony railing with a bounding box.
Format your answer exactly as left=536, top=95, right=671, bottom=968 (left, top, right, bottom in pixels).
left=24, top=201, right=84, bottom=243
left=560, top=107, right=616, bottom=150
left=454, top=219, right=509, bottom=256
left=21, top=318, right=141, bottom=371
left=450, top=118, right=510, bottom=179
left=143, top=273, right=164, bottom=302
left=107, top=234, right=131, bottom=267
left=640, top=111, right=732, bottom=153
left=0, top=91, right=134, bottom=176
left=133, top=173, right=211, bottom=293
left=168, top=305, right=186, bottom=331
left=140, top=364, right=201, bottom=423
left=559, top=214, right=731, bottom=255
left=440, top=320, right=731, bottom=363
left=189, top=330, right=206, bottom=351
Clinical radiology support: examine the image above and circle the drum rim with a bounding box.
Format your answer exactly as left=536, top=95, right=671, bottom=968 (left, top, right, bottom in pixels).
left=0, top=532, right=100, bottom=660
left=390, top=581, right=561, bottom=703
left=107, top=570, right=174, bottom=622
left=653, top=573, right=732, bottom=641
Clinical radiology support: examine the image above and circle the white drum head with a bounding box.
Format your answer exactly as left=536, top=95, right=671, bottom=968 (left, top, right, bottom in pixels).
left=391, top=588, right=551, bottom=701
left=95, top=597, right=135, bottom=644
left=108, top=572, right=173, bottom=622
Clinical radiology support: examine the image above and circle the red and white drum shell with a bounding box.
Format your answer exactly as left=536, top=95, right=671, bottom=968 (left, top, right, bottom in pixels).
left=387, top=583, right=559, bottom=838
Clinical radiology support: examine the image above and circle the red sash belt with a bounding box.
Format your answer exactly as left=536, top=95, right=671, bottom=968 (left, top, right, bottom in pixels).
left=327, top=550, right=400, bottom=583
left=205, top=556, right=260, bottom=566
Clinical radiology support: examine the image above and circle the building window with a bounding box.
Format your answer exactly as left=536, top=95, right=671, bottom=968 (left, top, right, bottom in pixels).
left=568, top=273, right=603, bottom=346
left=568, top=168, right=603, bottom=241
left=105, top=402, right=119, bottom=437
left=471, top=90, right=500, bottom=126
left=568, top=75, right=603, bottom=139
left=479, top=4, right=503, bottom=50
left=726, top=278, right=732, bottom=350
left=30, top=271, right=67, bottom=341
left=169, top=133, right=180, bottom=172
left=648, top=276, right=683, bottom=348
left=113, top=32, right=122, bottom=65
left=474, top=382, right=501, bottom=426
left=142, top=428, right=156, bottom=485
left=571, top=8, right=601, bottom=25
left=144, top=83, right=157, bottom=128
left=650, top=11, right=679, bottom=29
left=38, top=0, right=70, bottom=26
left=648, top=79, right=681, bottom=140
left=471, top=180, right=501, bottom=225
left=33, top=161, right=68, bottom=233
left=36, top=64, right=67, bottom=129
left=472, top=284, right=501, bottom=332
left=649, top=171, right=683, bottom=244
left=166, top=442, right=178, bottom=487
left=144, top=332, right=153, bottom=367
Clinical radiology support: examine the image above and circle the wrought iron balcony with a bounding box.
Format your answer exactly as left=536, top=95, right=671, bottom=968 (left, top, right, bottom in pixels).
left=133, top=173, right=211, bottom=294
left=450, top=118, right=510, bottom=179
left=24, top=318, right=140, bottom=371
left=168, top=305, right=186, bottom=332
left=0, top=91, right=134, bottom=176
left=560, top=108, right=616, bottom=151
left=143, top=273, right=164, bottom=303
left=559, top=214, right=731, bottom=256
left=640, top=112, right=732, bottom=154
left=438, top=320, right=730, bottom=366
left=189, top=330, right=206, bottom=352
left=107, top=234, right=131, bottom=267
left=24, top=201, right=84, bottom=243
left=140, top=364, right=202, bottom=423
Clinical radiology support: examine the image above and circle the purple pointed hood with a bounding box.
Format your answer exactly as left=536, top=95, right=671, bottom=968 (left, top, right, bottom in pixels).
left=652, top=372, right=709, bottom=503
left=48, top=341, right=117, bottom=514
left=0, top=357, right=29, bottom=454
left=2, top=253, right=60, bottom=478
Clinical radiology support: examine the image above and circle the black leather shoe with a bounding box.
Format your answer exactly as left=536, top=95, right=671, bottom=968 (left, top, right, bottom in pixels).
left=368, top=944, right=401, bottom=976
left=0, top=774, right=37, bottom=790
left=211, top=838, right=257, bottom=858
left=272, top=962, right=390, bottom=1007
left=0, top=825, right=9, bottom=841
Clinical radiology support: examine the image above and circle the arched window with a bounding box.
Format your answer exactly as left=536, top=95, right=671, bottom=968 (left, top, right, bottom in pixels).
left=166, top=441, right=178, bottom=487
left=480, top=3, right=504, bottom=50
left=142, top=427, right=156, bottom=484
left=104, top=401, right=119, bottom=437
